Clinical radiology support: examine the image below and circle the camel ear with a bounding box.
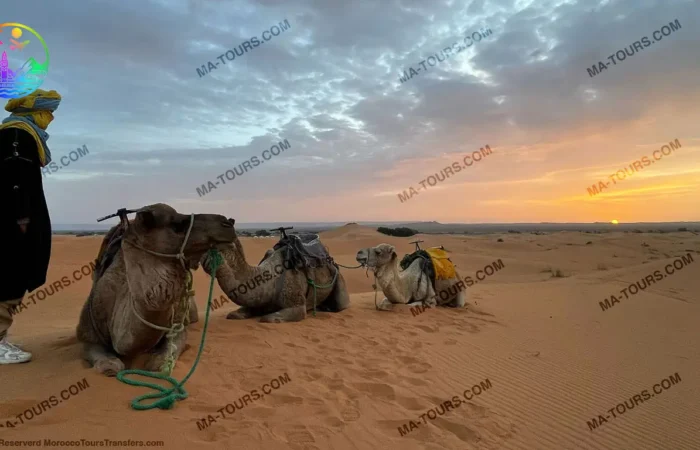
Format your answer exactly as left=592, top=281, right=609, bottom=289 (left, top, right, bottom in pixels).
left=136, top=210, right=157, bottom=229
left=390, top=251, right=397, bottom=261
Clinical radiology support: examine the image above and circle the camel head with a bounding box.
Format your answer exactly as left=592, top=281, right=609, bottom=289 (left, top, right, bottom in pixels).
left=356, top=244, right=396, bottom=269
left=126, top=203, right=236, bottom=269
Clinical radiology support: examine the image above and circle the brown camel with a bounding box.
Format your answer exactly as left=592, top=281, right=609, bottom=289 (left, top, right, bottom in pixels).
left=76, top=204, right=236, bottom=376
left=201, top=223, right=350, bottom=323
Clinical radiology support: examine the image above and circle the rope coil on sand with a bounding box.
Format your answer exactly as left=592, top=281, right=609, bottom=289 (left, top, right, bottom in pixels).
left=116, top=248, right=223, bottom=411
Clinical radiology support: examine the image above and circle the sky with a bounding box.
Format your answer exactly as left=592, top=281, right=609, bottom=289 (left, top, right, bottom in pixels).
left=3, top=0, right=699, bottom=225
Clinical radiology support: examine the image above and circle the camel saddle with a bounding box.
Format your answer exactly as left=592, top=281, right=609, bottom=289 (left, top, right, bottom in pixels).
left=269, top=233, right=332, bottom=270
left=400, top=247, right=456, bottom=290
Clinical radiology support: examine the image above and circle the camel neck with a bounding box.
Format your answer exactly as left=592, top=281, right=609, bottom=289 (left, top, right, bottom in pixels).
left=375, top=262, right=407, bottom=302
left=217, top=237, right=275, bottom=309
left=122, top=242, right=188, bottom=312
left=228, top=236, right=257, bottom=277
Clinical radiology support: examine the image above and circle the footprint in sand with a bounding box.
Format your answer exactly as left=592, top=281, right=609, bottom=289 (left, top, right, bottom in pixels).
left=334, top=357, right=353, bottom=365
left=267, top=393, right=305, bottom=407
left=397, top=356, right=433, bottom=373
left=395, top=395, right=425, bottom=411
left=464, top=401, right=488, bottom=418
left=299, top=370, right=324, bottom=382
left=326, top=378, right=346, bottom=390
left=397, top=355, right=420, bottom=364
left=51, top=336, right=79, bottom=348
left=285, top=427, right=316, bottom=447
left=284, top=342, right=304, bottom=349
left=403, top=376, right=430, bottom=387
left=350, top=382, right=396, bottom=401
left=434, top=418, right=482, bottom=444
left=413, top=324, right=438, bottom=333
left=331, top=333, right=351, bottom=340
left=341, top=406, right=361, bottom=422
left=325, top=416, right=345, bottom=427
left=461, top=323, right=479, bottom=333
left=360, top=369, right=389, bottom=379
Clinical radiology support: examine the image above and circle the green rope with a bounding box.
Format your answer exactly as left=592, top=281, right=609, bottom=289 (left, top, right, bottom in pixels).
left=116, top=248, right=223, bottom=411
left=307, top=264, right=340, bottom=317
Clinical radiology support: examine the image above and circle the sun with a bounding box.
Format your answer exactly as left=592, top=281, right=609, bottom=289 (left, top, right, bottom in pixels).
left=611, top=219, right=619, bottom=225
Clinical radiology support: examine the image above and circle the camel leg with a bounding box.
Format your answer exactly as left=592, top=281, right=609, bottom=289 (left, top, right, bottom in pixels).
left=417, top=278, right=437, bottom=308
left=259, top=304, right=306, bottom=323
left=446, top=289, right=466, bottom=308
left=144, top=329, right=189, bottom=372
left=82, top=343, right=125, bottom=377
left=226, top=306, right=265, bottom=320
left=187, top=296, right=199, bottom=324
left=319, top=270, right=350, bottom=312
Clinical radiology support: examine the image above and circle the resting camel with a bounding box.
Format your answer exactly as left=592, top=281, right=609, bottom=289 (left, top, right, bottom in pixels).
left=76, top=204, right=236, bottom=376
left=201, top=223, right=350, bottom=323
left=355, top=244, right=466, bottom=311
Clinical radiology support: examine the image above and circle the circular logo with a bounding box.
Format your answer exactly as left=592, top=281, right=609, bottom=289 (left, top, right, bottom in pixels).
left=0, top=23, right=50, bottom=99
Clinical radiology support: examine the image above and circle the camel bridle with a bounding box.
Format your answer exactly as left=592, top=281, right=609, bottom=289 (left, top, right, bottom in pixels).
left=123, top=213, right=196, bottom=272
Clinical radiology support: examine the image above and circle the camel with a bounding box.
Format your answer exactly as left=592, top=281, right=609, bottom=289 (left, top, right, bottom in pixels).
left=76, top=204, right=236, bottom=376
left=201, top=224, right=350, bottom=323
left=355, top=244, right=466, bottom=311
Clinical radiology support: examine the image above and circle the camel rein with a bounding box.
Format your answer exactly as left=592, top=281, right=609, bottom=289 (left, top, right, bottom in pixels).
left=116, top=248, right=224, bottom=411
left=111, top=214, right=216, bottom=411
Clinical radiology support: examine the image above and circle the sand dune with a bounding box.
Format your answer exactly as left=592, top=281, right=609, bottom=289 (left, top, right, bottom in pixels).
left=1, top=228, right=699, bottom=449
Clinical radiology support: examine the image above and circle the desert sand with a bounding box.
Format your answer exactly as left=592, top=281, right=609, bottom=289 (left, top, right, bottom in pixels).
left=1, top=224, right=699, bottom=450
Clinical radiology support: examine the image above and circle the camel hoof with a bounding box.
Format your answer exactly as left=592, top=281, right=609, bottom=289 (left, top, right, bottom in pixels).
left=260, top=317, right=283, bottom=323
left=226, top=310, right=248, bottom=320
left=376, top=298, right=393, bottom=311
left=94, top=359, right=125, bottom=377
left=144, top=359, right=166, bottom=373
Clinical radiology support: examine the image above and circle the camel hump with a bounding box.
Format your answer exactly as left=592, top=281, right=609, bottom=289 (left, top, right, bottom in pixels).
left=94, top=223, right=127, bottom=281
left=273, top=233, right=332, bottom=269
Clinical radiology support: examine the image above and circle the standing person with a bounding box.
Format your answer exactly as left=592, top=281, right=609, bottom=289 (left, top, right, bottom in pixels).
left=0, top=89, right=61, bottom=364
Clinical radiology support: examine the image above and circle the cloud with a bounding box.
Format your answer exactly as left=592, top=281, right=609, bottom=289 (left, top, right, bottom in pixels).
left=3, top=0, right=698, bottom=223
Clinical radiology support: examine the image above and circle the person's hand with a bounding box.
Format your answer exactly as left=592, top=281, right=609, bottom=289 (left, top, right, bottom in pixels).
left=17, top=217, right=30, bottom=234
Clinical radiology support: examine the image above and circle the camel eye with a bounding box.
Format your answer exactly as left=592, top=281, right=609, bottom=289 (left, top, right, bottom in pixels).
left=172, top=218, right=190, bottom=233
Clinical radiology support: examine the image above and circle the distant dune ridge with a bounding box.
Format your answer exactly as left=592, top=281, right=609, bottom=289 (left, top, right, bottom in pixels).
left=2, top=225, right=699, bottom=449
left=53, top=220, right=700, bottom=235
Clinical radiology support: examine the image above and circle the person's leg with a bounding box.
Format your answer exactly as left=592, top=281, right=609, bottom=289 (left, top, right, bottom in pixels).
left=0, top=296, right=32, bottom=364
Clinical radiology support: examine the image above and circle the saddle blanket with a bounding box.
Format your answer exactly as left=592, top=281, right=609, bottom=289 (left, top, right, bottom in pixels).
left=425, top=247, right=456, bottom=280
